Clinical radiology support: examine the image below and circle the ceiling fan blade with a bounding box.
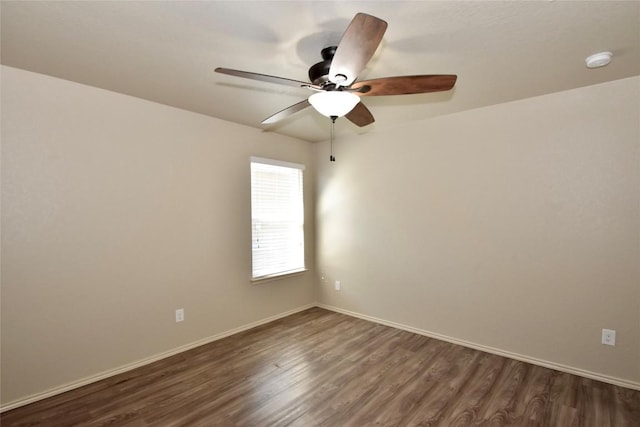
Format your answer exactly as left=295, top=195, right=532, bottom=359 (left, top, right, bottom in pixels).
left=329, top=13, right=387, bottom=87
left=351, top=75, right=457, bottom=96
left=262, top=99, right=311, bottom=125
left=215, top=68, right=319, bottom=89
left=345, top=102, right=375, bottom=127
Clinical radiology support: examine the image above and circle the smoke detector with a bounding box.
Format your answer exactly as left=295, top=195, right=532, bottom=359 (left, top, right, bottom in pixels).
left=585, top=52, right=612, bottom=69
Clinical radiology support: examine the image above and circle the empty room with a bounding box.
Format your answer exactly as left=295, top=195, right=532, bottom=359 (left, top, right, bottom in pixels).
left=1, top=1, right=639, bottom=425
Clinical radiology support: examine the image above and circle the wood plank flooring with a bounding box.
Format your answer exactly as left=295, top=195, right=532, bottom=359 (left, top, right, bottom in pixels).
left=2, top=307, right=639, bottom=426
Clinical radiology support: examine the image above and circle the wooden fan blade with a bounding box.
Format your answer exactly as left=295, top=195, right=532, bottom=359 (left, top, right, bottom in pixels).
left=329, top=13, right=387, bottom=87
left=262, top=99, right=311, bottom=125
left=345, top=102, right=375, bottom=127
left=215, top=68, right=318, bottom=89
left=351, top=75, right=457, bottom=96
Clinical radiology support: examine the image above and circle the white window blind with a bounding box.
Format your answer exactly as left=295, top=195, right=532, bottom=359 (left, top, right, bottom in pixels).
left=250, top=157, right=305, bottom=280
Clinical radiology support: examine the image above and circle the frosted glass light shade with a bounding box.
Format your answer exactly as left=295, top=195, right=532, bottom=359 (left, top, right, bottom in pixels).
left=308, top=91, right=360, bottom=118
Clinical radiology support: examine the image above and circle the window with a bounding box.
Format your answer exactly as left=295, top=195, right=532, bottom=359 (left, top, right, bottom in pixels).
left=250, top=157, right=305, bottom=280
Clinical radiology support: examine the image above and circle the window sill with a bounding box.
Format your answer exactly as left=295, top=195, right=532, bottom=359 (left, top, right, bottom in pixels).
left=251, top=268, right=308, bottom=285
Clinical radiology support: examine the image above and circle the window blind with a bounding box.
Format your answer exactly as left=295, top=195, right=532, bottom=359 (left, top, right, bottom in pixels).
left=250, top=157, right=305, bottom=279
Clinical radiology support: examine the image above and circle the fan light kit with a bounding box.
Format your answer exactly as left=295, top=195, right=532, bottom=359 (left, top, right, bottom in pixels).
left=585, top=51, right=612, bottom=69
left=308, top=91, right=360, bottom=118
left=215, top=13, right=458, bottom=161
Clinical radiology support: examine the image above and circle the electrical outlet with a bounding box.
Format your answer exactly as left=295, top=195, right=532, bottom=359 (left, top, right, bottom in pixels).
left=335, top=280, right=341, bottom=291
left=175, top=308, right=185, bottom=323
left=601, top=329, right=615, bottom=346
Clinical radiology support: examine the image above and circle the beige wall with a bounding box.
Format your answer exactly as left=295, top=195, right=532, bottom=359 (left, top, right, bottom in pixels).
left=1, top=66, right=316, bottom=405
left=316, top=76, right=640, bottom=385
left=2, top=65, right=639, bottom=407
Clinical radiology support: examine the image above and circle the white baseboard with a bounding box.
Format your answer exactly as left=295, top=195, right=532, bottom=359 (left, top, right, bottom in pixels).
left=316, top=303, right=640, bottom=391
left=0, top=304, right=315, bottom=413
left=4, top=301, right=638, bottom=413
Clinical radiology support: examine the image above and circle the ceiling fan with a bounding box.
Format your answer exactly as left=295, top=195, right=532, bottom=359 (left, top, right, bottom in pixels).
left=215, top=13, right=457, bottom=129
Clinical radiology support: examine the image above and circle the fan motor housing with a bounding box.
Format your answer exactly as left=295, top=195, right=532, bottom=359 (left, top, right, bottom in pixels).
left=308, top=46, right=337, bottom=86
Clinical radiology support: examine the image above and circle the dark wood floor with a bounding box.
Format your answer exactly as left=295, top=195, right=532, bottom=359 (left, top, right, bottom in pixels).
left=2, top=307, right=639, bottom=426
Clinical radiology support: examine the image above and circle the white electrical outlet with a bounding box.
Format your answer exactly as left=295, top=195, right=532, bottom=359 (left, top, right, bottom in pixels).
left=175, top=308, right=185, bottom=323
left=335, top=280, right=341, bottom=291
left=601, top=329, right=616, bottom=346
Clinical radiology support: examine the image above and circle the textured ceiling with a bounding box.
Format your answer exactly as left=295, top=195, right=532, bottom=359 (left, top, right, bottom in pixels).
left=2, top=1, right=639, bottom=142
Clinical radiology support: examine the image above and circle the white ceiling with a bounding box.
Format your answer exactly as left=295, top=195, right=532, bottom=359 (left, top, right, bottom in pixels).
left=2, top=1, right=639, bottom=142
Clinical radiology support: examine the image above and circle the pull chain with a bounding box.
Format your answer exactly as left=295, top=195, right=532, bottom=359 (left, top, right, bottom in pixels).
left=330, top=116, right=337, bottom=162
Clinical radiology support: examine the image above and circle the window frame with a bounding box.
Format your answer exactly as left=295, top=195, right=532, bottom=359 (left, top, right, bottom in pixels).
left=250, top=156, right=306, bottom=282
